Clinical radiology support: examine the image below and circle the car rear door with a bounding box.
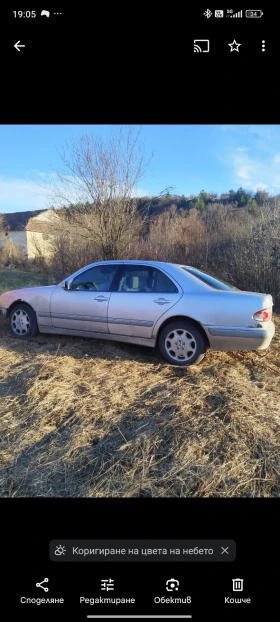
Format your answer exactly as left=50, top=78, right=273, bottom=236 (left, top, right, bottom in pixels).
left=50, top=264, right=120, bottom=333
left=108, top=265, right=183, bottom=339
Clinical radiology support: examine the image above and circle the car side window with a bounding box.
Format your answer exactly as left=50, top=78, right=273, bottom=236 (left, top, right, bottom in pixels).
left=152, top=268, right=179, bottom=293
left=116, top=266, right=178, bottom=293
left=117, top=267, right=150, bottom=292
left=69, top=265, right=118, bottom=291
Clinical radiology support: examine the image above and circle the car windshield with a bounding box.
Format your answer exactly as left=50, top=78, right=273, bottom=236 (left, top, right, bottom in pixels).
left=181, top=267, right=240, bottom=291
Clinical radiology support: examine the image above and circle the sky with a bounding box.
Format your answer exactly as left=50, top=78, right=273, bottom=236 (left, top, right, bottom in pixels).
left=1, top=124, right=280, bottom=213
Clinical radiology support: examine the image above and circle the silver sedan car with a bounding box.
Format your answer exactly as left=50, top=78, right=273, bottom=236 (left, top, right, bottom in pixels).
left=0, top=260, right=275, bottom=366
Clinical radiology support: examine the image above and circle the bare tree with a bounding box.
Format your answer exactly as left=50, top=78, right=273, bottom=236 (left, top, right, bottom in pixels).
left=0, top=214, right=8, bottom=266
left=39, top=126, right=153, bottom=260
left=0, top=213, right=4, bottom=229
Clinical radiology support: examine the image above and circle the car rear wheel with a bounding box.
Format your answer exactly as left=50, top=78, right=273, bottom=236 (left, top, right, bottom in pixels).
left=9, top=303, right=39, bottom=339
left=158, top=320, right=206, bottom=366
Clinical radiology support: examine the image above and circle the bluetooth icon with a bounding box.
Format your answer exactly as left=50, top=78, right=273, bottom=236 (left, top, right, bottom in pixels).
left=204, top=9, right=212, bottom=18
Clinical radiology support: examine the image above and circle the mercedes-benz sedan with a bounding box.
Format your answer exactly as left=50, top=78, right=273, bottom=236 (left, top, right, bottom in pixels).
left=0, top=261, right=275, bottom=366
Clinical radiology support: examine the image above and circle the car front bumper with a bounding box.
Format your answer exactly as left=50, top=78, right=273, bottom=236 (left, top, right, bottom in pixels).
left=0, top=308, right=7, bottom=316
left=205, top=321, right=275, bottom=351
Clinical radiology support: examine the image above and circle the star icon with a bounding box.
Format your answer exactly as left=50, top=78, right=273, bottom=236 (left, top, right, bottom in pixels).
left=228, top=39, right=241, bottom=52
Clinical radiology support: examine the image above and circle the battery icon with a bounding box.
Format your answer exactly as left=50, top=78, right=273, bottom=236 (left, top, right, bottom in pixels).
left=245, top=10, right=264, bottom=17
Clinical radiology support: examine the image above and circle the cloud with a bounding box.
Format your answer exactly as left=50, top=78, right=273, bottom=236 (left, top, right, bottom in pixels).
left=252, top=182, right=268, bottom=190
left=134, top=187, right=147, bottom=197
left=0, top=172, right=86, bottom=213
left=247, top=126, right=273, bottom=140
left=0, top=177, right=50, bottom=212
left=218, top=125, right=280, bottom=194
left=235, top=162, right=253, bottom=181
left=231, top=150, right=280, bottom=192
left=220, top=125, right=273, bottom=140
left=0, top=175, right=148, bottom=214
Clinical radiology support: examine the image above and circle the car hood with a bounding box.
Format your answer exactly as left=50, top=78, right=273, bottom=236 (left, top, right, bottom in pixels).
left=0, top=285, right=58, bottom=307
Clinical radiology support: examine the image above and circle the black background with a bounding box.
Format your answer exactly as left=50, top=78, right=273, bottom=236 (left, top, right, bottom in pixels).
left=4, top=498, right=278, bottom=619
left=1, top=5, right=279, bottom=622
left=0, top=6, right=278, bottom=120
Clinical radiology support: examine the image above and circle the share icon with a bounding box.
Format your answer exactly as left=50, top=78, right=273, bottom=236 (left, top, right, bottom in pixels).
left=36, top=578, right=49, bottom=592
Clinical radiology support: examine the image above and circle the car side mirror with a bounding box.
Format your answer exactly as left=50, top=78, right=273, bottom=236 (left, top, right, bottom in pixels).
left=61, top=280, right=69, bottom=289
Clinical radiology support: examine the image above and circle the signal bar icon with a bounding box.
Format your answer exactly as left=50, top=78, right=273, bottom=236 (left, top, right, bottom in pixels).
left=227, top=10, right=243, bottom=18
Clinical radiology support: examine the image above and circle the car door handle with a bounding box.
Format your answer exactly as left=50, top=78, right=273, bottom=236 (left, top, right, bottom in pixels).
left=153, top=298, right=171, bottom=305
left=94, top=296, right=109, bottom=301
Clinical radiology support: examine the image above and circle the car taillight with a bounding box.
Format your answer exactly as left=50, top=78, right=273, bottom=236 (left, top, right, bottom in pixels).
left=253, top=308, right=272, bottom=322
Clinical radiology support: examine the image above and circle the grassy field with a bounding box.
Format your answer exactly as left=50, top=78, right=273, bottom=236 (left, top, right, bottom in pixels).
left=0, top=268, right=56, bottom=295
left=0, top=270, right=279, bottom=498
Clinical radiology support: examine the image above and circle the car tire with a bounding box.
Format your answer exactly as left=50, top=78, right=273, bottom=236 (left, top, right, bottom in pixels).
left=158, top=320, right=206, bottom=366
left=9, top=303, right=39, bottom=340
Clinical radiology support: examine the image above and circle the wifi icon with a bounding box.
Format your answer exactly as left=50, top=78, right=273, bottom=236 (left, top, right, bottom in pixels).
left=194, top=40, right=210, bottom=53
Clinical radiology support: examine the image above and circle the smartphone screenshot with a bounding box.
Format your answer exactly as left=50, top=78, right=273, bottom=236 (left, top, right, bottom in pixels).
left=1, top=7, right=279, bottom=621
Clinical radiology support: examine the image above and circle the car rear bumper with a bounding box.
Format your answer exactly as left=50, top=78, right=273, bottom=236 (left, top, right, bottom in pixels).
left=205, top=321, right=275, bottom=351
left=0, top=307, right=7, bottom=316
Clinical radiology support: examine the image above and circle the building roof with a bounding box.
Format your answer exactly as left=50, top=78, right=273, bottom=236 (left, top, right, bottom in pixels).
left=26, top=219, right=55, bottom=233
left=26, top=210, right=60, bottom=233
left=2, top=209, right=48, bottom=231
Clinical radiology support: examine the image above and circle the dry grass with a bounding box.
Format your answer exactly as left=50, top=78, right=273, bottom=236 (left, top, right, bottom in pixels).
left=0, top=276, right=279, bottom=497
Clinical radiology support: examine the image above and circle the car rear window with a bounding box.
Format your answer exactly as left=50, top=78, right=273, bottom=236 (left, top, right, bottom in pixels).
left=181, top=267, right=240, bottom=291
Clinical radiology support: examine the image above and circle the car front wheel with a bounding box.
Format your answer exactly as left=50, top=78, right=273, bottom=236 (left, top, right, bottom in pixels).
left=9, top=303, right=39, bottom=339
left=158, top=320, right=206, bottom=366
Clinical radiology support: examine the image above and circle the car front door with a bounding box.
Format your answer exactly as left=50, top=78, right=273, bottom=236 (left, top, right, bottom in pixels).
left=108, top=265, right=183, bottom=339
left=50, top=264, right=120, bottom=333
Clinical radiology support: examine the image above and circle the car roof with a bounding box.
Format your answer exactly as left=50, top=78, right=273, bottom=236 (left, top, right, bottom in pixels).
left=88, top=260, right=193, bottom=268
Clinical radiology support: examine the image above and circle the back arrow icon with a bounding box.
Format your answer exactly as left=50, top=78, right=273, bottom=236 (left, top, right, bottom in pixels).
left=14, top=41, right=25, bottom=52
